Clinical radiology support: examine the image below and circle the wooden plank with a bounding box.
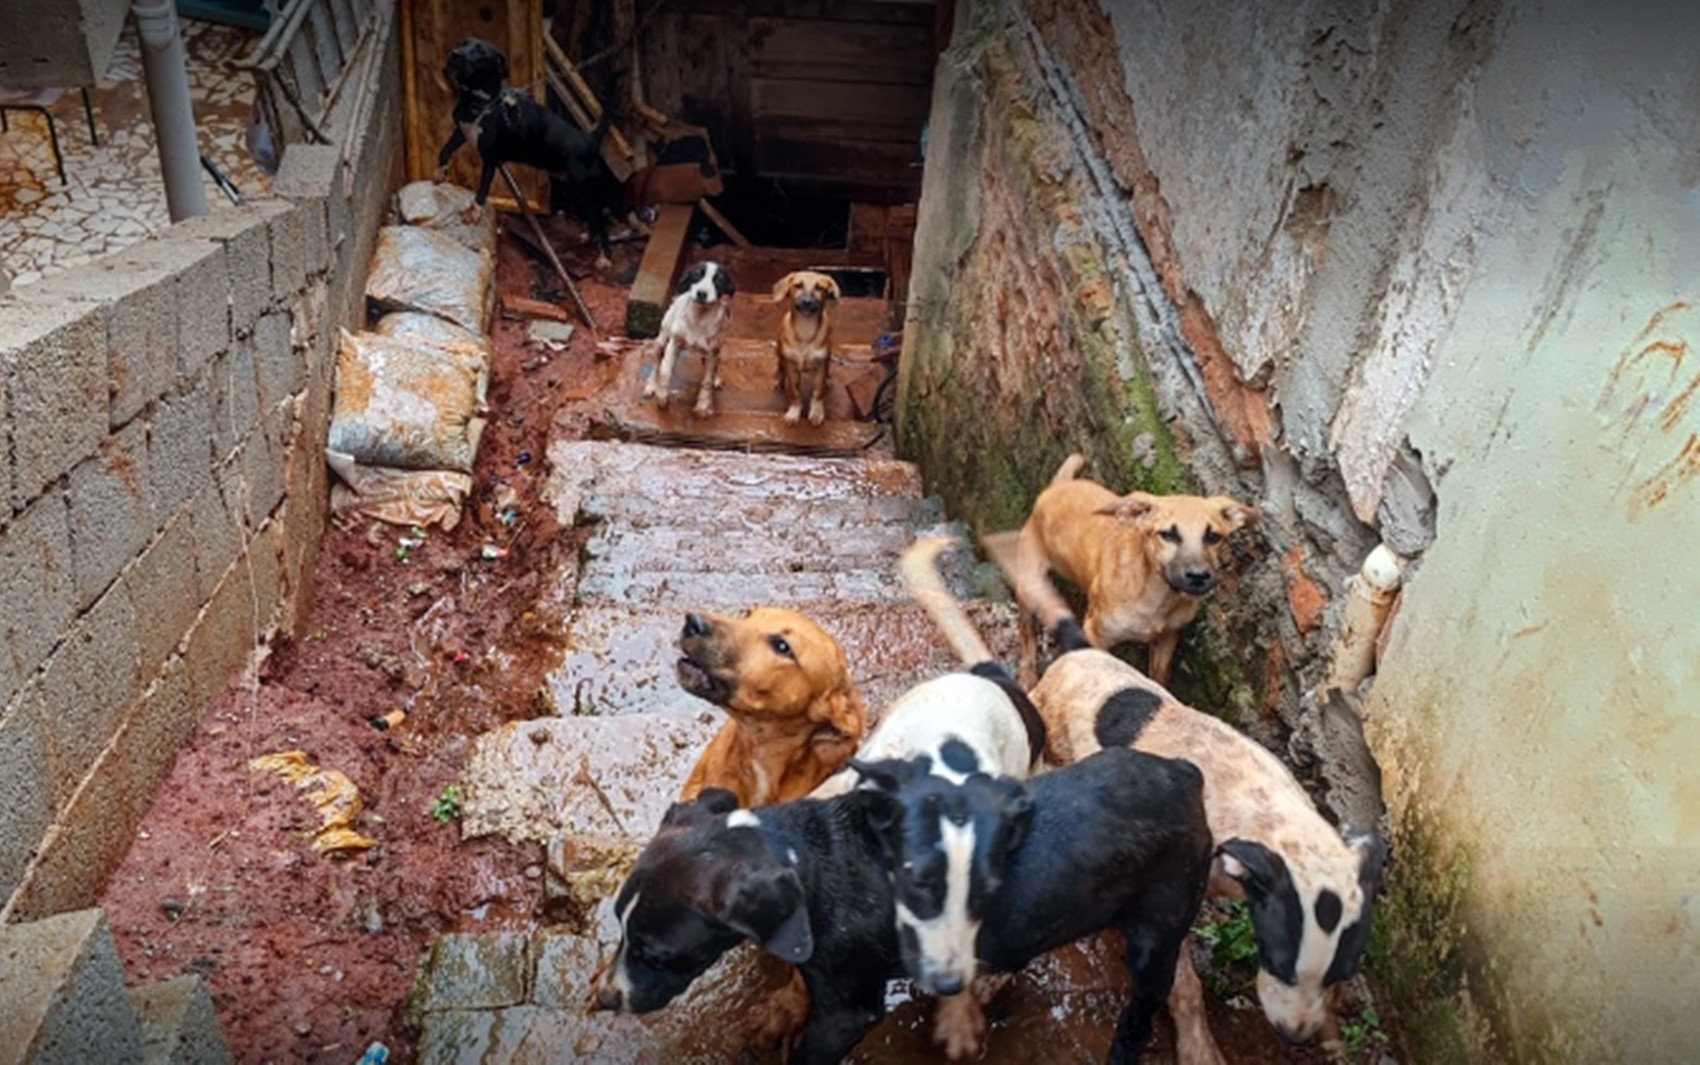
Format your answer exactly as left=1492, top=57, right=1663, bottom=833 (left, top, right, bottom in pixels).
left=625, top=204, right=696, bottom=338
left=698, top=200, right=754, bottom=248
left=748, top=18, right=935, bottom=84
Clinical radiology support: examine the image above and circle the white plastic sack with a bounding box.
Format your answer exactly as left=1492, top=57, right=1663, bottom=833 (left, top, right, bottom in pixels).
left=328, top=330, right=488, bottom=474
left=373, top=311, right=493, bottom=367
left=326, top=451, right=474, bottom=531
left=365, top=225, right=494, bottom=334
left=394, top=181, right=498, bottom=255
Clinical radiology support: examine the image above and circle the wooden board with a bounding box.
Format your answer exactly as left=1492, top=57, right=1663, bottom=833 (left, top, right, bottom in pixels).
left=625, top=204, right=696, bottom=338
left=400, top=0, right=546, bottom=211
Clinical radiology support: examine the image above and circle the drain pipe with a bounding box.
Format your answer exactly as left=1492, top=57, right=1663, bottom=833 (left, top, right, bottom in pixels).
left=1319, top=544, right=1407, bottom=703
left=133, top=0, right=208, bottom=220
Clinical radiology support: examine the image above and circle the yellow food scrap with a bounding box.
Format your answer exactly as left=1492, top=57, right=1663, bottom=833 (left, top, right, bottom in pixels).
left=250, top=750, right=377, bottom=855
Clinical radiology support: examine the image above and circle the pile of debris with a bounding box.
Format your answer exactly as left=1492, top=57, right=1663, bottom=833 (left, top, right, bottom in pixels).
left=327, top=182, right=499, bottom=528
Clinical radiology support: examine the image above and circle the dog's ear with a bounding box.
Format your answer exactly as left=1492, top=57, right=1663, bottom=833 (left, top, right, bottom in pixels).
left=1218, top=838, right=1288, bottom=896
left=997, top=778, right=1036, bottom=853
left=822, top=275, right=841, bottom=301
left=716, top=265, right=736, bottom=299
left=770, top=274, right=798, bottom=302
left=723, top=866, right=814, bottom=963
left=677, top=263, right=707, bottom=294
left=1096, top=491, right=1161, bottom=523
left=1343, top=829, right=1389, bottom=892
left=1213, top=497, right=1260, bottom=533
left=664, top=788, right=739, bottom=826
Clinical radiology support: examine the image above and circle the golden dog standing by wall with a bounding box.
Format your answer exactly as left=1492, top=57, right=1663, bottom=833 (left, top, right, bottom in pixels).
left=771, top=270, right=840, bottom=426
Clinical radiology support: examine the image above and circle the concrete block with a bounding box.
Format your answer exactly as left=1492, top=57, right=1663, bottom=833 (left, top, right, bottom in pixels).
left=207, top=343, right=259, bottom=464
left=0, top=379, right=11, bottom=523
left=13, top=248, right=183, bottom=430
left=115, top=657, right=196, bottom=823
left=148, top=376, right=215, bottom=530
left=67, top=419, right=153, bottom=612
left=418, top=933, right=531, bottom=1011
left=267, top=205, right=309, bottom=301
left=187, top=475, right=241, bottom=607
left=29, top=581, right=141, bottom=810
left=169, top=203, right=290, bottom=340
left=0, top=705, right=54, bottom=907
left=164, top=240, right=232, bottom=383
left=131, top=975, right=233, bottom=1065
left=0, top=299, right=108, bottom=507
left=15, top=733, right=134, bottom=921
left=123, top=513, right=201, bottom=681
left=236, top=415, right=287, bottom=525
left=0, top=494, right=76, bottom=710
left=251, top=310, right=301, bottom=411
left=273, top=144, right=341, bottom=202
left=0, top=909, right=143, bottom=1064
left=181, top=555, right=260, bottom=712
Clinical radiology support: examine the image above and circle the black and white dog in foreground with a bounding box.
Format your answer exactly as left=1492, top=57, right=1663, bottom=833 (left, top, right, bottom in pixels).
left=984, top=528, right=1390, bottom=1058
left=594, top=746, right=1211, bottom=1065
left=437, top=37, right=616, bottom=265
left=643, top=262, right=736, bottom=415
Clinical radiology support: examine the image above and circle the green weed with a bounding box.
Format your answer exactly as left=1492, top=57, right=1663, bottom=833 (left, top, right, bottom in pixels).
left=429, top=784, right=463, bottom=823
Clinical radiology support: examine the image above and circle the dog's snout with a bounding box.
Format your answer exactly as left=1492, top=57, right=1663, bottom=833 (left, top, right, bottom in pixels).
left=683, top=613, right=711, bottom=639
left=595, top=986, right=624, bottom=1012
left=1183, top=568, right=1213, bottom=590
left=1273, top=1021, right=1315, bottom=1046
left=931, top=974, right=966, bottom=997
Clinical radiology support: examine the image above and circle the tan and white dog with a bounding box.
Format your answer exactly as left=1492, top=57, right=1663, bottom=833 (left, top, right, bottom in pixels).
left=1011, top=453, right=1257, bottom=686
left=771, top=270, right=839, bottom=426
left=988, top=543, right=1389, bottom=1061
left=643, top=261, right=735, bottom=415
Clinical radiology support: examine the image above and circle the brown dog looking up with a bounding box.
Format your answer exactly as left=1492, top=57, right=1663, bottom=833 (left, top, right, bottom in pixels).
left=771, top=270, right=840, bottom=426
left=675, top=606, right=866, bottom=808
left=1012, top=453, right=1257, bottom=687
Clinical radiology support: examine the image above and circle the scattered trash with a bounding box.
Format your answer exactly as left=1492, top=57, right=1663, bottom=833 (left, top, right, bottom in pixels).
left=248, top=751, right=377, bottom=855
left=357, top=1041, right=390, bottom=1065
left=526, top=319, right=576, bottom=351
left=370, top=710, right=407, bottom=732
left=516, top=451, right=533, bottom=466
left=162, top=897, right=186, bottom=921
left=521, top=354, right=551, bottom=372
left=480, top=544, right=510, bottom=561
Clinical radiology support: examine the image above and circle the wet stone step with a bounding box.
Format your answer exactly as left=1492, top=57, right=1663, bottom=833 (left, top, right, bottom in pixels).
left=547, top=602, right=1026, bottom=721
left=576, top=564, right=913, bottom=609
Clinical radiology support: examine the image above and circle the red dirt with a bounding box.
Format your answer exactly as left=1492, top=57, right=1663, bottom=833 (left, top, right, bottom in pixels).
left=99, top=229, right=632, bottom=1064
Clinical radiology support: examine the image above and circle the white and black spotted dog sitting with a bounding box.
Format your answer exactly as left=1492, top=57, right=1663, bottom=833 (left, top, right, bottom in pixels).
left=643, top=261, right=736, bottom=416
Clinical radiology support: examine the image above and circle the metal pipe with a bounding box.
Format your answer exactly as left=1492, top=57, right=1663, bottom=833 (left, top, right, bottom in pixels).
left=132, top=0, right=207, bottom=220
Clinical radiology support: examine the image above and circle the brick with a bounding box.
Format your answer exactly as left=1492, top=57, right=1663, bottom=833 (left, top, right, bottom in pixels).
left=118, top=656, right=196, bottom=813
left=0, top=494, right=76, bottom=709
left=208, top=342, right=260, bottom=463
left=147, top=375, right=215, bottom=527
left=123, top=513, right=201, bottom=681
left=267, top=204, right=309, bottom=300
left=419, top=933, right=531, bottom=1011
left=187, top=475, right=241, bottom=607
left=67, top=419, right=153, bottom=612
left=0, top=704, right=55, bottom=906
left=19, top=735, right=135, bottom=918
left=251, top=309, right=300, bottom=410
left=0, top=299, right=109, bottom=507
left=29, top=582, right=141, bottom=810
left=169, top=239, right=232, bottom=382
left=235, top=418, right=286, bottom=525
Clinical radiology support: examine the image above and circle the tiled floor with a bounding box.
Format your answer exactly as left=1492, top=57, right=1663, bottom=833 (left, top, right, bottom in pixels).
left=0, top=16, right=271, bottom=287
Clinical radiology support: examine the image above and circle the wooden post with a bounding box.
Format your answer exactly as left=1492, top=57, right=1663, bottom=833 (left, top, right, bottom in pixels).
left=499, top=164, right=598, bottom=332
left=625, top=203, right=695, bottom=337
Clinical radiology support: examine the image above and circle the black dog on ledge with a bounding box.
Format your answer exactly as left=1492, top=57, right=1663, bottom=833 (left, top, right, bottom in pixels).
left=437, top=36, right=617, bottom=267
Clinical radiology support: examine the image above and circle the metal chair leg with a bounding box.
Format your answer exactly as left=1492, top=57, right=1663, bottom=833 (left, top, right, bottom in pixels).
left=80, top=86, right=98, bottom=145
left=42, top=109, right=66, bottom=185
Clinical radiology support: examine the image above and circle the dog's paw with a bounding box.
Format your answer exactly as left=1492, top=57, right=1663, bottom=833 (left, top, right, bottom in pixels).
left=807, top=402, right=826, bottom=427
left=712, top=374, right=724, bottom=390
left=595, top=254, right=613, bottom=271
left=640, top=377, right=658, bottom=399
left=694, top=392, right=715, bottom=416
left=433, top=166, right=449, bottom=184
left=654, top=389, right=671, bottom=409
left=460, top=203, right=483, bottom=225
left=782, top=404, right=803, bottom=425
left=932, top=992, right=989, bottom=1061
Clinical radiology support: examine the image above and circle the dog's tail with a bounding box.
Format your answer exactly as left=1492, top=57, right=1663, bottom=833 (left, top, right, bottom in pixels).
left=900, top=537, right=996, bottom=668
left=1049, top=452, right=1088, bottom=488
left=979, top=531, right=1092, bottom=655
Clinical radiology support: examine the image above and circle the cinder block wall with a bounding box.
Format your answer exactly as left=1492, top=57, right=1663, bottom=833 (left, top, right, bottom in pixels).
left=0, top=8, right=403, bottom=921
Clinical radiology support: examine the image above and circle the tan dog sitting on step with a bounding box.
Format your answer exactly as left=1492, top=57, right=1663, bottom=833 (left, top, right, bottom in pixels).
left=771, top=270, right=840, bottom=426
left=1008, top=453, right=1257, bottom=687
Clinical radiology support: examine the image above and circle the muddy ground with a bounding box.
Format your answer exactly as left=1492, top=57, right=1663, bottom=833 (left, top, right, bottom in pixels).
left=98, top=222, right=1393, bottom=1063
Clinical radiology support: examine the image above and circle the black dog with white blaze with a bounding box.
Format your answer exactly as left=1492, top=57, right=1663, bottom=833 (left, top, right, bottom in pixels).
left=437, top=37, right=617, bottom=263
left=595, top=745, right=1213, bottom=1065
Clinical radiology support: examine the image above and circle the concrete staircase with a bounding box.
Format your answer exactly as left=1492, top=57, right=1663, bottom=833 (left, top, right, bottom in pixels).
left=0, top=909, right=232, bottom=1065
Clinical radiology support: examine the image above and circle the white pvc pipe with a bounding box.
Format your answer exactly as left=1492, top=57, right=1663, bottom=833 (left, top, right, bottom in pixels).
left=133, top=0, right=207, bottom=220
left=1320, top=544, right=1406, bottom=700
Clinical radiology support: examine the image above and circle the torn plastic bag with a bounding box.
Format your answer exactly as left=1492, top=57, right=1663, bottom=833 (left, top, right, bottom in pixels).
left=328, top=329, right=488, bottom=473
left=326, top=451, right=473, bottom=530
left=365, top=224, right=494, bottom=333
left=249, top=750, right=376, bottom=856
